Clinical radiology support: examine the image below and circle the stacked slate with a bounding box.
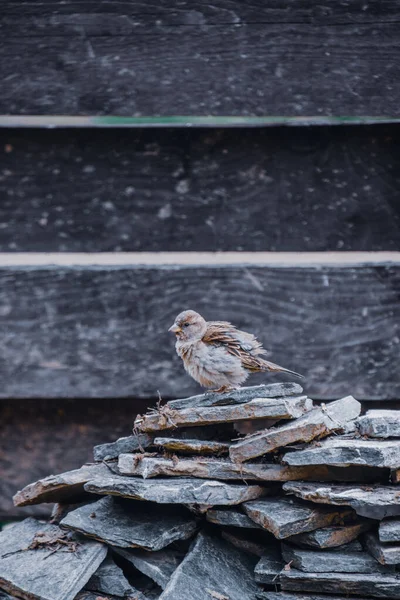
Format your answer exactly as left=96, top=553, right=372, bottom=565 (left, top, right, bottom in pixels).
left=6, top=388, right=400, bottom=600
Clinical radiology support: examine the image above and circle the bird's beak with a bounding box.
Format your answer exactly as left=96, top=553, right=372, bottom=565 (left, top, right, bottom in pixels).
left=168, top=323, right=182, bottom=334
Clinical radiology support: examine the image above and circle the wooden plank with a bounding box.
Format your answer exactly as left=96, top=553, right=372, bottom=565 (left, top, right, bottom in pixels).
left=0, top=262, right=398, bottom=400
left=1, top=127, right=400, bottom=252
left=1, top=2, right=399, bottom=115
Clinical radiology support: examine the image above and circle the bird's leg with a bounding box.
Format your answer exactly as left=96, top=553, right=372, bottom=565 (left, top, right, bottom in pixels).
left=211, top=385, right=238, bottom=394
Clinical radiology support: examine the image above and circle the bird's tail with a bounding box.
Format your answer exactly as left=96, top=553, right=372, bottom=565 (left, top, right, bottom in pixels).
left=261, top=359, right=304, bottom=379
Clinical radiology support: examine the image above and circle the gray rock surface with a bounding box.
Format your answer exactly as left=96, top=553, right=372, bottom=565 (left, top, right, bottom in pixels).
left=379, top=518, right=400, bottom=542
left=256, top=594, right=372, bottom=600
left=159, top=533, right=258, bottom=600
left=356, top=410, right=400, bottom=438
left=365, top=531, right=400, bottom=565
left=286, top=522, right=370, bottom=549
left=114, top=547, right=182, bottom=589
left=61, top=496, right=197, bottom=551
left=154, top=437, right=230, bottom=455
left=86, top=555, right=141, bottom=597
left=0, top=517, right=106, bottom=600
left=283, top=482, right=400, bottom=520
left=221, top=530, right=267, bottom=557
left=254, top=546, right=284, bottom=584
left=84, top=475, right=267, bottom=506
left=243, top=497, right=354, bottom=539
left=206, top=508, right=261, bottom=529
left=230, top=396, right=361, bottom=463
left=93, top=434, right=154, bottom=461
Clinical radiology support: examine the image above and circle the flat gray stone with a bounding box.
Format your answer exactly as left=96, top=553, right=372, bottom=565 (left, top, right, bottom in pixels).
left=13, top=463, right=110, bottom=507
left=281, top=543, right=392, bottom=573
left=356, top=410, right=400, bottom=439
left=61, top=496, right=197, bottom=551
left=283, top=482, right=400, bottom=520
left=93, top=434, right=154, bottom=461
left=206, top=508, right=261, bottom=529
left=283, top=438, right=400, bottom=469
left=243, top=497, right=354, bottom=539
left=135, top=396, right=312, bottom=432
left=114, top=547, right=182, bottom=589
left=281, top=569, right=400, bottom=598
left=167, top=383, right=303, bottom=410
left=154, top=437, right=230, bottom=455
left=380, top=518, right=400, bottom=543
left=365, top=531, right=400, bottom=565
left=221, top=530, right=266, bottom=557
left=230, top=396, right=361, bottom=463
left=254, top=546, right=284, bottom=584
left=0, top=517, right=107, bottom=600
left=86, top=555, right=142, bottom=597
left=258, top=594, right=382, bottom=600
left=84, top=475, right=267, bottom=506
left=286, top=522, right=370, bottom=549
left=159, top=532, right=258, bottom=600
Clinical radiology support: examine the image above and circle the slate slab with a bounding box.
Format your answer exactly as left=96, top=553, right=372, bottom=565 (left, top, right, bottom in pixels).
left=167, top=383, right=303, bottom=410
left=159, top=532, right=258, bottom=600
left=154, top=437, right=230, bottom=455
left=84, top=475, right=267, bottom=506
left=221, top=530, right=267, bottom=557
left=283, top=438, right=400, bottom=469
left=356, top=410, right=400, bottom=439
left=0, top=517, right=107, bottom=600
left=13, top=463, right=110, bottom=507
left=283, top=482, right=400, bottom=520
left=230, top=396, right=361, bottom=463
left=286, top=522, right=370, bottom=549
left=243, top=497, right=354, bottom=539
left=365, top=531, right=400, bottom=565
left=281, top=543, right=392, bottom=573
left=258, top=594, right=381, bottom=600
left=254, top=546, right=284, bottom=584
left=61, top=496, right=197, bottom=551
left=379, top=518, right=400, bottom=542
left=206, top=508, right=261, bottom=529
left=114, top=547, right=183, bottom=590
left=94, top=434, right=154, bottom=461
left=86, top=555, right=142, bottom=597
left=135, top=396, right=312, bottom=432
left=281, top=569, right=400, bottom=598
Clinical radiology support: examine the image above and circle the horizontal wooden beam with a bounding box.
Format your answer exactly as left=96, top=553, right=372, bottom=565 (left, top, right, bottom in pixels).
left=0, top=259, right=398, bottom=400
left=1, top=1, right=399, bottom=116
left=1, top=126, right=399, bottom=252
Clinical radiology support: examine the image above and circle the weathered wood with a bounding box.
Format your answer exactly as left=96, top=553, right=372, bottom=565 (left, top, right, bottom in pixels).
left=86, top=555, right=141, bottom=598
left=136, top=396, right=312, bottom=432
left=159, top=532, right=258, bottom=600
left=281, top=569, right=400, bottom=598
left=230, top=396, right=361, bottom=463
left=283, top=438, right=400, bottom=469
left=154, top=438, right=230, bottom=455
left=1, top=128, right=400, bottom=253
left=254, top=546, right=284, bottom=584
left=243, top=497, right=354, bottom=539
left=206, top=508, right=261, bottom=529
left=2, top=3, right=400, bottom=116
left=94, top=435, right=154, bottom=462
left=284, top=482, right=400, bottom=520
left=84, top=475, right=267, bottom=506
left=365, top=531, right=400, bottom=565
left=60, top=496, right=197, bottom=551
left=357, top=410, right=400, bottom=438
left=0, top=518, right=107, bottom=600
left=281, top=543, right=392, bottom=573
left=114, top=547, right=182, bottom=590
left=286, top=522, right=370, bottom=549
left=0, top=263, right=398, bottom=399
left=379, top=518, right=400, bottom=543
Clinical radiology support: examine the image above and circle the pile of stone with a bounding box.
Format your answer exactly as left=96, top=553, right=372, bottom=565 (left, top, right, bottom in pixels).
left=3, top=383, right=400, bottom=600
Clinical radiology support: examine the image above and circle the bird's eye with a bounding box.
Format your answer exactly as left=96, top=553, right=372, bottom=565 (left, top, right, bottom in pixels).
left=183, top=322, right=190, bottom=328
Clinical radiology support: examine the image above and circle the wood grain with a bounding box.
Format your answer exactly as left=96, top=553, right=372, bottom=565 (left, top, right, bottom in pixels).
left=0, top=263, right=398, bottom=400
left=0, top=127, right=399, bottom=251
left=1, top=2, right=399, bottom=115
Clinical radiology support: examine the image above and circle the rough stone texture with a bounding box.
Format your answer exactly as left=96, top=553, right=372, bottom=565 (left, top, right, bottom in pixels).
left=154, top=437, right=230, bottom=455
left=0, top=518, right=107, bottom=600
left=167, top=383, right=303, bottom=410
left=206, top=508, right=261, bottom=529
left=93, top=435, right=154, bottom=461
left=356, top=410, right=400, bottom=439
left=379, top=518, right=400, bottom=543
left=136, top=396, right=312, bottom=432
left=254, top=546, right=284, bottom=584
left=283, top=482, right=400, bottom=520
left=243, top=497, right=354, bottom=539
left=84, top=475, right=267, bottom=506
left=60, top=496, right=197, bottom=551
left=86, top=555, right=141, bottom=597
left=286, top=522, right=370, bottom=549
left=281, top=569, right=400, bottom=598
left=13, top=463, right=110, bottom=507
left=114, top=547, right=182, bottom=589
left=159, top=532, right=258, bottom=600
left=365, top=531, right=400, bottom=565
left=281, top=543, right=392, bottom=573
left=283, top=438, right=400, bottom=469
left=221, top=530, right=267, bottom=557
left=230, top=396, right=361, bottom=463
left=256, top=594, right=373, bottom=600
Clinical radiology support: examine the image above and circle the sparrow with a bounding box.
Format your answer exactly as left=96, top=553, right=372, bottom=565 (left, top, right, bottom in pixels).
left=168, top=309, right=303, bottom=393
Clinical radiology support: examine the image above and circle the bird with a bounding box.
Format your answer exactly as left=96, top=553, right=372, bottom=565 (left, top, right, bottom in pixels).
left=168, top=309, right=303, bottom=393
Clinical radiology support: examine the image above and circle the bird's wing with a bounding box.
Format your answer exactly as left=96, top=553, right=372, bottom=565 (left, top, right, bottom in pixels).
left=203, top=321, right=267, bottom=371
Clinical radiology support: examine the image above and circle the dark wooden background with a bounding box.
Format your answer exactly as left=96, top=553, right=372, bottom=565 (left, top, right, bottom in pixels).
left=0, top=0, right=399, bottom=518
